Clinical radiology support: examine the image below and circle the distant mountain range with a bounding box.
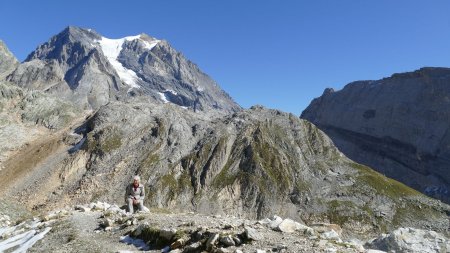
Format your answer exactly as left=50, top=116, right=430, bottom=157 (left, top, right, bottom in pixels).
left=0, top=27, right=448, bottom=240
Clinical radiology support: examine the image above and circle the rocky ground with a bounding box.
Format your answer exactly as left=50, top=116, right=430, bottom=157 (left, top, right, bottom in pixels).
left=0, top=202, right=448, bottom=253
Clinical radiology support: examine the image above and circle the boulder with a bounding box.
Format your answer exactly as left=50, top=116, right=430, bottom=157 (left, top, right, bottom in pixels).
left=366, top=227, right=448, bottom=253
left=159, top=228, right=177, bottom=241
left=219, top=235, right=235, bottom=247
left=244, top=226, right=263, bottom=241
left=276, top=218, right=312, bottom=234
left=206, top=233, right=219, bottom=250
left=310, top=223, right=342, bottom=236
left=320, top=230, right=341, bottom=241
left=268, top=216, right=283, bottom=229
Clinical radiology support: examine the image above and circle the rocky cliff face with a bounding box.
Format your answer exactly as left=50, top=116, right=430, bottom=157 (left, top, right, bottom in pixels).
left=6, top=26, right=240, bottom=115
left=301, top=67, right=450, bottom=203
left=0, top=40, right=19, bottom=79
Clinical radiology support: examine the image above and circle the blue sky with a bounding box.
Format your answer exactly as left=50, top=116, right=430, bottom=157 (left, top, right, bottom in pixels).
left=1, top=1, right=450, bottom=115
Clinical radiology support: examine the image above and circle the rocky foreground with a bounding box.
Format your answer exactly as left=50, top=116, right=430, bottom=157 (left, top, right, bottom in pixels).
left=0, top=202, right=448, bottom=253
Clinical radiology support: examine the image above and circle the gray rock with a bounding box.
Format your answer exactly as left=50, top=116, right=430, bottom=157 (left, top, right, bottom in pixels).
left=276, top=218, right=311, bottom=233
left=366, top=227, right=449, bottom=253
left=159, top=228, right=177, bottom=241
left=184, top=241, right=202, bottom=252
left=102, top=218, right=114, bottom=228
left=319, top=230, right=340, bottom=241
left=74, top=205, right=91, bottom=212
left=206, top=233, right=220, bottom=250
left=219, top=235, right=235, bottom=247
left=244, top=226, right=263, bottom=241
left=0, top=40, right=18, bottom=79
left=215, top=248, right=231, bottom=253
left=232, top=236, right=242, bottom=246
left=268, top=215, right=283, bottom=229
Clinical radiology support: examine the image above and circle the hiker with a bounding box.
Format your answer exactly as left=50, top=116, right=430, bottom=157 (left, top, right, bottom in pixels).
left=125, top=175, right=145, bottom=213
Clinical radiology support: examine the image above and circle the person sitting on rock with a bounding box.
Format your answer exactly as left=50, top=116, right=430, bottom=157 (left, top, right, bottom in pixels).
left=125, top=175, right=145, bottom=213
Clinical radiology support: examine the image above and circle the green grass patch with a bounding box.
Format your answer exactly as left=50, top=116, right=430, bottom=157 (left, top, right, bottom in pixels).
left=350, top=162, right=420, bottom=199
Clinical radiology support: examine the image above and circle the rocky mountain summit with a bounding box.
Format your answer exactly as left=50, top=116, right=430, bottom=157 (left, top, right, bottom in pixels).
left=6, top=26, right=240, bottom=115
left=301, top=67, right=450, bottom=203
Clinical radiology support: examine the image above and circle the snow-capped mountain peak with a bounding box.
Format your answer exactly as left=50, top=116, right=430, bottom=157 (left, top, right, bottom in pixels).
left=7, top=26, right=241, bottom=114
left=97, top=35, right=159, bottom=88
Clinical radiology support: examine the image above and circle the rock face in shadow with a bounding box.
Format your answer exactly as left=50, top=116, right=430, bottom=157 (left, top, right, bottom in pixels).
left=301, top=67, right=450, bottom=203
left=6, top=26, right=240, bottom=115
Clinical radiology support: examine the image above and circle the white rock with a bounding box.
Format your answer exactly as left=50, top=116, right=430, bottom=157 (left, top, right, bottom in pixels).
left=324, top=247, right=337, bottom=253
left=160, top=228, right=177, bottom=241
left=257, top=218, right=271, bottom=225
left=216, top=247, right=231, bottom=253
left=320, top=230, right=340, bottom=241
left=133, top=224, right=148, bottom=237
left=269, top=215, right=283, bottom=229
left=277, top=218, right=312, bottom=233
left=245, top=226, right=263, bottom=241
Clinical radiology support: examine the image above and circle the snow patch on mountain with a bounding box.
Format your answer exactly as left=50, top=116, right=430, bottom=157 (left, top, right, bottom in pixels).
left=157, top=89, right=179, bottom=104
left=157, top=92, right=169, bottom=103
left=97, top=35, right=159, bottom=89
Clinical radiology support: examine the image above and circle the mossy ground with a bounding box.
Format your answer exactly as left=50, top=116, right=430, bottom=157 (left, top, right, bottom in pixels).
left=349, top=162, right=420, bottom=199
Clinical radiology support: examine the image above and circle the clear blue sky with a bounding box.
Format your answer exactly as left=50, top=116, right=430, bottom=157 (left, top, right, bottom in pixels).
left=1, top=1, right=450, bottom=115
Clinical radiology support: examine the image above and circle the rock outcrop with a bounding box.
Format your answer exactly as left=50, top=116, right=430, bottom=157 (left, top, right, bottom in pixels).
left=0, top=40, right=18, bottom=79
left=302, top=67, right=450, bottom=203
left=366, top=227, right=449, bottom=253
left=6, top=26, right=240, bottom=115
left=0, top=81, right=81, bottom=166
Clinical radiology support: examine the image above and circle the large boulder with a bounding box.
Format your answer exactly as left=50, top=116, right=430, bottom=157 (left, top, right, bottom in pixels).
left=366, top=227, right=449, bottom=253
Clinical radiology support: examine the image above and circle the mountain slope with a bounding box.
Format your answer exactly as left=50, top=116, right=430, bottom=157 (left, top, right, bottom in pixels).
left=0, top=40, right=18, bottom=79
left=301, top=67, right=450, bottom=203
left=6, top=26, right=240, bottom=114
left=1, top=102, right=448, bottom=237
